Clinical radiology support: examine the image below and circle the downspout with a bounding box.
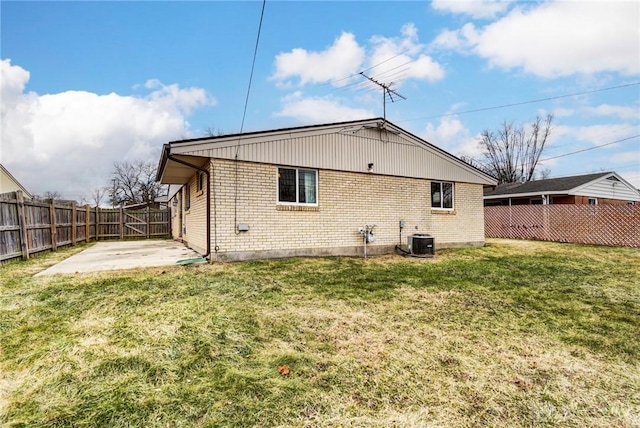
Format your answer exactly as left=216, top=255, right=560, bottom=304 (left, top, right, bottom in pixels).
left=167, top=155, right=212, bottom=260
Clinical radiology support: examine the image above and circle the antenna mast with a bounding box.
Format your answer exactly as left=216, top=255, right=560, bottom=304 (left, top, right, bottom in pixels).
left=359, top=72, right=406, bottom=122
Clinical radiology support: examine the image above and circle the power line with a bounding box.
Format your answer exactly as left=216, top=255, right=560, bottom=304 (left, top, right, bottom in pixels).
left=547, top=124, right=639, bottom=151
left=539, top=135, right=639, bottom=162
left=236, top=0, right=267, bottom=148
left=234, top=0, right=267, bottom=237
left=545, top=162, right=640, bottom=180
left=397, top=82, right=640, bottom=123
left=326, top=49, right=411, bottom=88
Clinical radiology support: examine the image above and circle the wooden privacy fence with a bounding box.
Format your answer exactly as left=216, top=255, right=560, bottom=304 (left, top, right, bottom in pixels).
left=0, top=191, right=171, bottom=262
left=485, top=205, right=640, bottom=248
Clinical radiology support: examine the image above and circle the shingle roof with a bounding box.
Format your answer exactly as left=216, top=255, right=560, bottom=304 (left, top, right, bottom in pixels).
left=483, top=172, right=612, bottom=197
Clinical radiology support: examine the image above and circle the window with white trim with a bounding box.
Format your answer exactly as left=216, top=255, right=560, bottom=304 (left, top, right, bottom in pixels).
left=588, top=198, right=598, bottom=205
left=431, top=181, right=454, bottom=210
left=278, top=167, right=317, bottom=205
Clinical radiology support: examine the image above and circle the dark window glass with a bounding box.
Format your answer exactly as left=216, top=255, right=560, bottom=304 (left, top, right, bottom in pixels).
left=278, top=168, right=296, bottom=203
left=197, top=171, right=205, bottom=192
left=431, top=182, right=441, bottom=207
left=442, top=182, right=453, bottom=209
left=431, top=181, right=454, bottom=209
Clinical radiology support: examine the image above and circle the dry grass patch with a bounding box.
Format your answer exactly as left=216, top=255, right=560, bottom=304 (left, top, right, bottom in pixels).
left=1, top=239, right=638, bottom=427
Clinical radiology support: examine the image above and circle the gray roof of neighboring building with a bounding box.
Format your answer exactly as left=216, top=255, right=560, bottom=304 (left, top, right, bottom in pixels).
left=483, top=172, right=611, bottom=197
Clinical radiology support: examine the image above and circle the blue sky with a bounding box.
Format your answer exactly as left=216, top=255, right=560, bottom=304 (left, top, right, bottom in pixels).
left=1, top=0, right=638, bottom=201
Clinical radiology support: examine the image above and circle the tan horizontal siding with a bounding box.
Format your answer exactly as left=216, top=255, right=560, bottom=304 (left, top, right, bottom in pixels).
left=173, top=126, right=492, bottom=185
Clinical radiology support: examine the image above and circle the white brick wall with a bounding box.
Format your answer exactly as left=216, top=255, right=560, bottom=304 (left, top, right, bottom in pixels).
left=195, top=159, right=486, bottom=260
left=181, top=165, right=209, bottom=254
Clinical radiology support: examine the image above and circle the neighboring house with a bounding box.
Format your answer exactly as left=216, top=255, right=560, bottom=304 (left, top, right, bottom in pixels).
left=156, top=118, right=497, bottom=261
left=0, top=163, right=32, bottom=199
left=484, top=172, right=640, bottom=206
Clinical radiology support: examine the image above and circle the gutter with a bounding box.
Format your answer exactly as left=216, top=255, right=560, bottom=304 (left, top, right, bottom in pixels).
left=166, top=154, right=212, bottom=260
left=484, top=190, right=571, bottom=200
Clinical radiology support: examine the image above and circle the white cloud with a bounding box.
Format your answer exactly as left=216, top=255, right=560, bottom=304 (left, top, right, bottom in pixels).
left=422, top=115, right=480, bottom=158
left=271, top=24, right=445, bottom=89
left=367, top=23, right=444, bottom=84
left=430, top=23, right=478, bottom=50
left=274, top=92, right=374, bottom=124
left=608, top=151, right=640, bottom=164
left=144, top=78, right=211, bottom=115
left=570, top=124, right=637, bottom=147
left=583, top=104, right=640, bottom=121
left=433, top=1, right=640, bottom=78
left=0, top=59, right=215, bottom=201
left=271, top=32, right=365, bottom=86
left=620, top=170, right=640, bottom=189
left=552, top=107, right=576, bottom=118
left=550, top=124, right=639, bottom=152
left=431, top=0, right=511, bottom=19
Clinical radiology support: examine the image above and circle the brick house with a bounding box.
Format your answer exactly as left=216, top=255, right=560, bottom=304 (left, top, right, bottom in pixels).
left=156, top=118, right=497, bottom=261
left=484, top=172, right=640, bottom=206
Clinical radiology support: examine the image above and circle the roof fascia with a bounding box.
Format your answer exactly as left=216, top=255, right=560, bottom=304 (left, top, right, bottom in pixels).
left=484, top=191, right=560, bottom=199
left=155, top=144, right=171, bottom=182
left=170, top=118, right=386, bottom=154
left=170, top=117, right=385, bottom=146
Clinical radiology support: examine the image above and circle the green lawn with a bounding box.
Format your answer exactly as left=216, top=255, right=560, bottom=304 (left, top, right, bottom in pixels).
left=1, top=239, right=639, bottom=427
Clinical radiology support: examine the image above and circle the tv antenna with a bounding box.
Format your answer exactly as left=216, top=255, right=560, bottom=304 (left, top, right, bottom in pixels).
left=359, top=72, right=406, bottom=123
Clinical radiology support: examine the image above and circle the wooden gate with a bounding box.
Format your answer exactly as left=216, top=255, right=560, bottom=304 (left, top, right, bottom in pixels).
left=124, top=211, right=148, bottom=238
left=122, top=208, right=170, bottom=239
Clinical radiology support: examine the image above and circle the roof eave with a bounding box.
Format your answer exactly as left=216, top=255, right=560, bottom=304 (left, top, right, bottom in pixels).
left=155, top=144, right=171, bottom=182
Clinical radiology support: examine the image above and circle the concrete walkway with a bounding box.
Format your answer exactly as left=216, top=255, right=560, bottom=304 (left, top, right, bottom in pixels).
left=36, top=240, right=202, bottom=276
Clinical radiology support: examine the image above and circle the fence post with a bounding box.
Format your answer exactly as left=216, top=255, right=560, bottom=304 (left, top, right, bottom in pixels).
left=119, top=206, right=124, bottom=240
left=16, top=191, right=29, bottom=260
left=146, top=205, right=150, bottom=239
left=49, top=200, right=57, bottom=251
left=85, top=205, right=91, bottom=243
left=95, top=206, right=100, bottom=241
left=167, top=208, right=171, bottom=238
left=71, top=201, right=77, bottom=245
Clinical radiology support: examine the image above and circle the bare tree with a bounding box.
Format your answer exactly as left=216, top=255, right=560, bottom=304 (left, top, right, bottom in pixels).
left=538, top=167, right=552, bottom=180
left=475, top=114, right=553, bottom=184
left=32, top=191, right=62, bottom=201
left=91, top=187, right=107, bottom=207
left=108, top=161, right=166, bottom=207
left=204, top=125, right=225, bottom=137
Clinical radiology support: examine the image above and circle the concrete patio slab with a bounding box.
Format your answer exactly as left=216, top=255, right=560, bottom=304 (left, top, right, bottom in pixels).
left=36, top=240, right=202, bottom=276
